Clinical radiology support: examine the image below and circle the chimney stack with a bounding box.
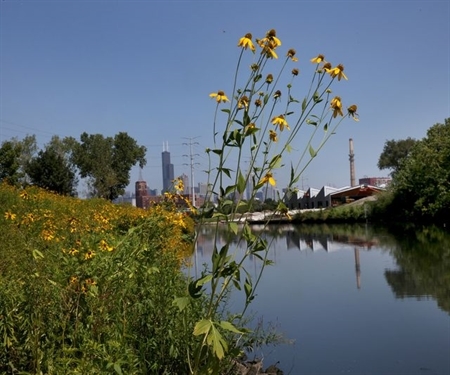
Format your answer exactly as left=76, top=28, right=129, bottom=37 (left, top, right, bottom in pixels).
left=349, top=138, right=356, bottom=187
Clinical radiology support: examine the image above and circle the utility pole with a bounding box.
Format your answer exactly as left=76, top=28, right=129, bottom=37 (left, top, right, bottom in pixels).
left=182, top=137, right=200, bottom=207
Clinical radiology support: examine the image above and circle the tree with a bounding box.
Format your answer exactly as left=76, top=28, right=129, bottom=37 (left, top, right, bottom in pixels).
left=0, top=135, right=37, bottom=186
left=72, top=132, right=146, bottom=200
left=377, top=137, right=417, bottom=176
left=392, top=118, right=450, bottom=222
left=26, top=147, right=78, bottom=196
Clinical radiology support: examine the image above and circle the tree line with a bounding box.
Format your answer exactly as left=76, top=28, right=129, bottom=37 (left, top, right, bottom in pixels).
left=376, top=118, right=450, bottom=224
left=0, top=132, right=146, bottom=201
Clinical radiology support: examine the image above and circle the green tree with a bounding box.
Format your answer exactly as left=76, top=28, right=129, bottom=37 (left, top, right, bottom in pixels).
left=72, top=132, right=146, bottom=200
left=392, top=118, right=450, bottom=222
left=26, top=147, right=78, bottom=196
left=0, top=135, right=37, bottom=186
left=377, top=137, right=417, bottom=176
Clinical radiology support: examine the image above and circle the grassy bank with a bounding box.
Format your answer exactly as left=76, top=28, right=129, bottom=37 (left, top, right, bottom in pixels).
left=0, top=183, right=203, bottom=374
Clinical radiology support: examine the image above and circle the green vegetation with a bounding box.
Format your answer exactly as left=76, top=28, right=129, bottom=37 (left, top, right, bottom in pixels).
left=371, top=118, right=450, bottom=225
left=377, top=137, right=417, bottom=177
left=0, top=184, right=202, bottom=374
left=0, top=132, right=146, bottom=200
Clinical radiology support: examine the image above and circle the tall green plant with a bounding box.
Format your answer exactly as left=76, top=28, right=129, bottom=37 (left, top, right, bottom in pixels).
left=174, top=28, right=359, bottom=374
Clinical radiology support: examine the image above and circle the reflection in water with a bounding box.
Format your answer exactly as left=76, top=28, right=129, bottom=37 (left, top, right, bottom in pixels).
left=195, top=223, right=450, bottom=313
left=193, top=223, right=450, bottom=373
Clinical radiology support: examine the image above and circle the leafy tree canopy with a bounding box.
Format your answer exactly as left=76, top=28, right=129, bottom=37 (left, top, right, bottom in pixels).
left=0, top=135, right=37, bottom=186
left=392, top=118, right=450, bottom=222
left=72, top=132, right=146, bottom=200
left=377, top=137, right=417, bottom=176
left=26, top=146, right=78, bottom=196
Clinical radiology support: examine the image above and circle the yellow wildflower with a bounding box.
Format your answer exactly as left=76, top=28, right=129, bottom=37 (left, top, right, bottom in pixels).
left=209, top=90, right=229, bottom=103
left=347, top=104, right=360, bottom=121
left=238, top=33, right=255, bottom=52
left=238, top=95, right=249, bottom=110
left=260, top=172, right=276, bottom=186
left=287, top=48, right=298, bottom=62
left=174, top=178, right=184, bottom=192
left=331, top=96, right=344, bottom=118
left=325, top=64, right=348, bottom=81
left=273, top=90, right=282, bottom=99
left=68, top=248, right=79, bottom=256
left=245, top=123, right=257, bottom=136
left=261, top=45, right=278, bottom=59
left=19, top=190, right=29, bottom=199
left=258, top=29, right=281, bottom=48
left=310, top=54, right=325, bottom=64
left=271, top=115, right=290, bottom=131
left=4, top=211, right=16, bottom=220
left=99, top=239, right=114, bottom=252
left=254, top=99, right=262, bottom=107
left=265, top=74, right=273, bottom=84
left=292, top=68, right=299, bottom=76
left=41, top=229, right=55, bottom=241
left=269, top=130, right=278, bottom=142
left=84, top=250, right=95, bottom=260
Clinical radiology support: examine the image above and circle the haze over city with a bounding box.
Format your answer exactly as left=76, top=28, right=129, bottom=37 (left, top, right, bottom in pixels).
left=1, top=0, right=449, bottom=194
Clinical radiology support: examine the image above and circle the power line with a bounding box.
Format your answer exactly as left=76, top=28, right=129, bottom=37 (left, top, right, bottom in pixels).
left=182, top=137, right=200, bottom=207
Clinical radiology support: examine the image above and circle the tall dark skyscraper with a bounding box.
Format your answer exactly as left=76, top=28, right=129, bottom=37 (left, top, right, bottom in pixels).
left=162, top=142, right=174, bottom=193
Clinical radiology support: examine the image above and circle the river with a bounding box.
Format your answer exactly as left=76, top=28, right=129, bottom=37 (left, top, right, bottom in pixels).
left=192, top=223, right=450, bottom=375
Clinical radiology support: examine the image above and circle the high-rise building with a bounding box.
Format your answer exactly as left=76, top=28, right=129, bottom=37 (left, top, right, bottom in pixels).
left=162, top=142, right=174, bottom=193
left=135, top=180, right=148, bottom=209
left=181, top=173, right=189, bottom=195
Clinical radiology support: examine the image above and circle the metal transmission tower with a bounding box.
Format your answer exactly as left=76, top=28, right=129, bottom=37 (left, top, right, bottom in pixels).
left=182, top=137, right=200, bottom=207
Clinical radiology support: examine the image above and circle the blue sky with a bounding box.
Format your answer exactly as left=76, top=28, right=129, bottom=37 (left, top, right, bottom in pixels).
left=1, top=0, right=449, bottom=194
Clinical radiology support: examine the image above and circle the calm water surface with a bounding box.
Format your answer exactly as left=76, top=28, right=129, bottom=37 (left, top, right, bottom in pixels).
left=193, top=224, right=450, bottom=375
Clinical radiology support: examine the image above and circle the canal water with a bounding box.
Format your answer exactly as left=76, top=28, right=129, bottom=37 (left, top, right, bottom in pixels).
left=193, top=223, right=450, bottom=375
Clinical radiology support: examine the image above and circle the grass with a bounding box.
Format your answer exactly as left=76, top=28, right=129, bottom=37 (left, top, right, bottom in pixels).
left=0, top=183, right=204, bottom=374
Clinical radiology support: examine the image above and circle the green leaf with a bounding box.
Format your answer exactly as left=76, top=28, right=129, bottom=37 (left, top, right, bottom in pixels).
left=114, top=363, right=123, bottom=375
left=244, top=277, right=253, bottom=299
left=173, top=297, right=190, bottom=312
left=220, top=321, right=243, bottom=334
left=196, top=274, right=213, bottom=286
left=221, top=108, right=231, bottom=114
left=188, top=280, right=203, bottom=299
left=323, top=123, right=328, bottom=132
left=269, top=154, right=282, bottom=169
left=309, top=144, right=316, bottom=158
left=32, top=249, right=44, bottom=260
left=212, top=149, right=223, bottom=155
left=207, top=325, right=227, bottom=359
left=228, top=222, right=239, bottom=235
left=193, top=319, right=212, bottom=336
left=243, top=112, right=251, bottom=128
left=237, top=171, right=246, bottom=194
left=302, top=97, right=307, bottom=111
left=224, top=184, right=236, bottom=196
left=220, top=167, right=232, bottom=178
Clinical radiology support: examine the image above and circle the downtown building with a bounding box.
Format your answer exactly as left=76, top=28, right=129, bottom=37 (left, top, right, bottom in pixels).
left=161, top=142, right=174, bottom=193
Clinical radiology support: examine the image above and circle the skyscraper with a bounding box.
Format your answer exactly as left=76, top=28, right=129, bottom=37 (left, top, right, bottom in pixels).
left=162, top=142, right=174, bottom=193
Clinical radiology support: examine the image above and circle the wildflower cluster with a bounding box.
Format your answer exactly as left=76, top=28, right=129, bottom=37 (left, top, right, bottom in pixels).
left=208, top=28, right=358, bottom=208
left=0, top=182, right=197, bottom=374
left=188, top=28, right=359, bottom=371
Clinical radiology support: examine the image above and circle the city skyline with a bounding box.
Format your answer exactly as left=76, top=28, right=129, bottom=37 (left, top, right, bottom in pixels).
left=2, top=1, right=448, bottom=193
